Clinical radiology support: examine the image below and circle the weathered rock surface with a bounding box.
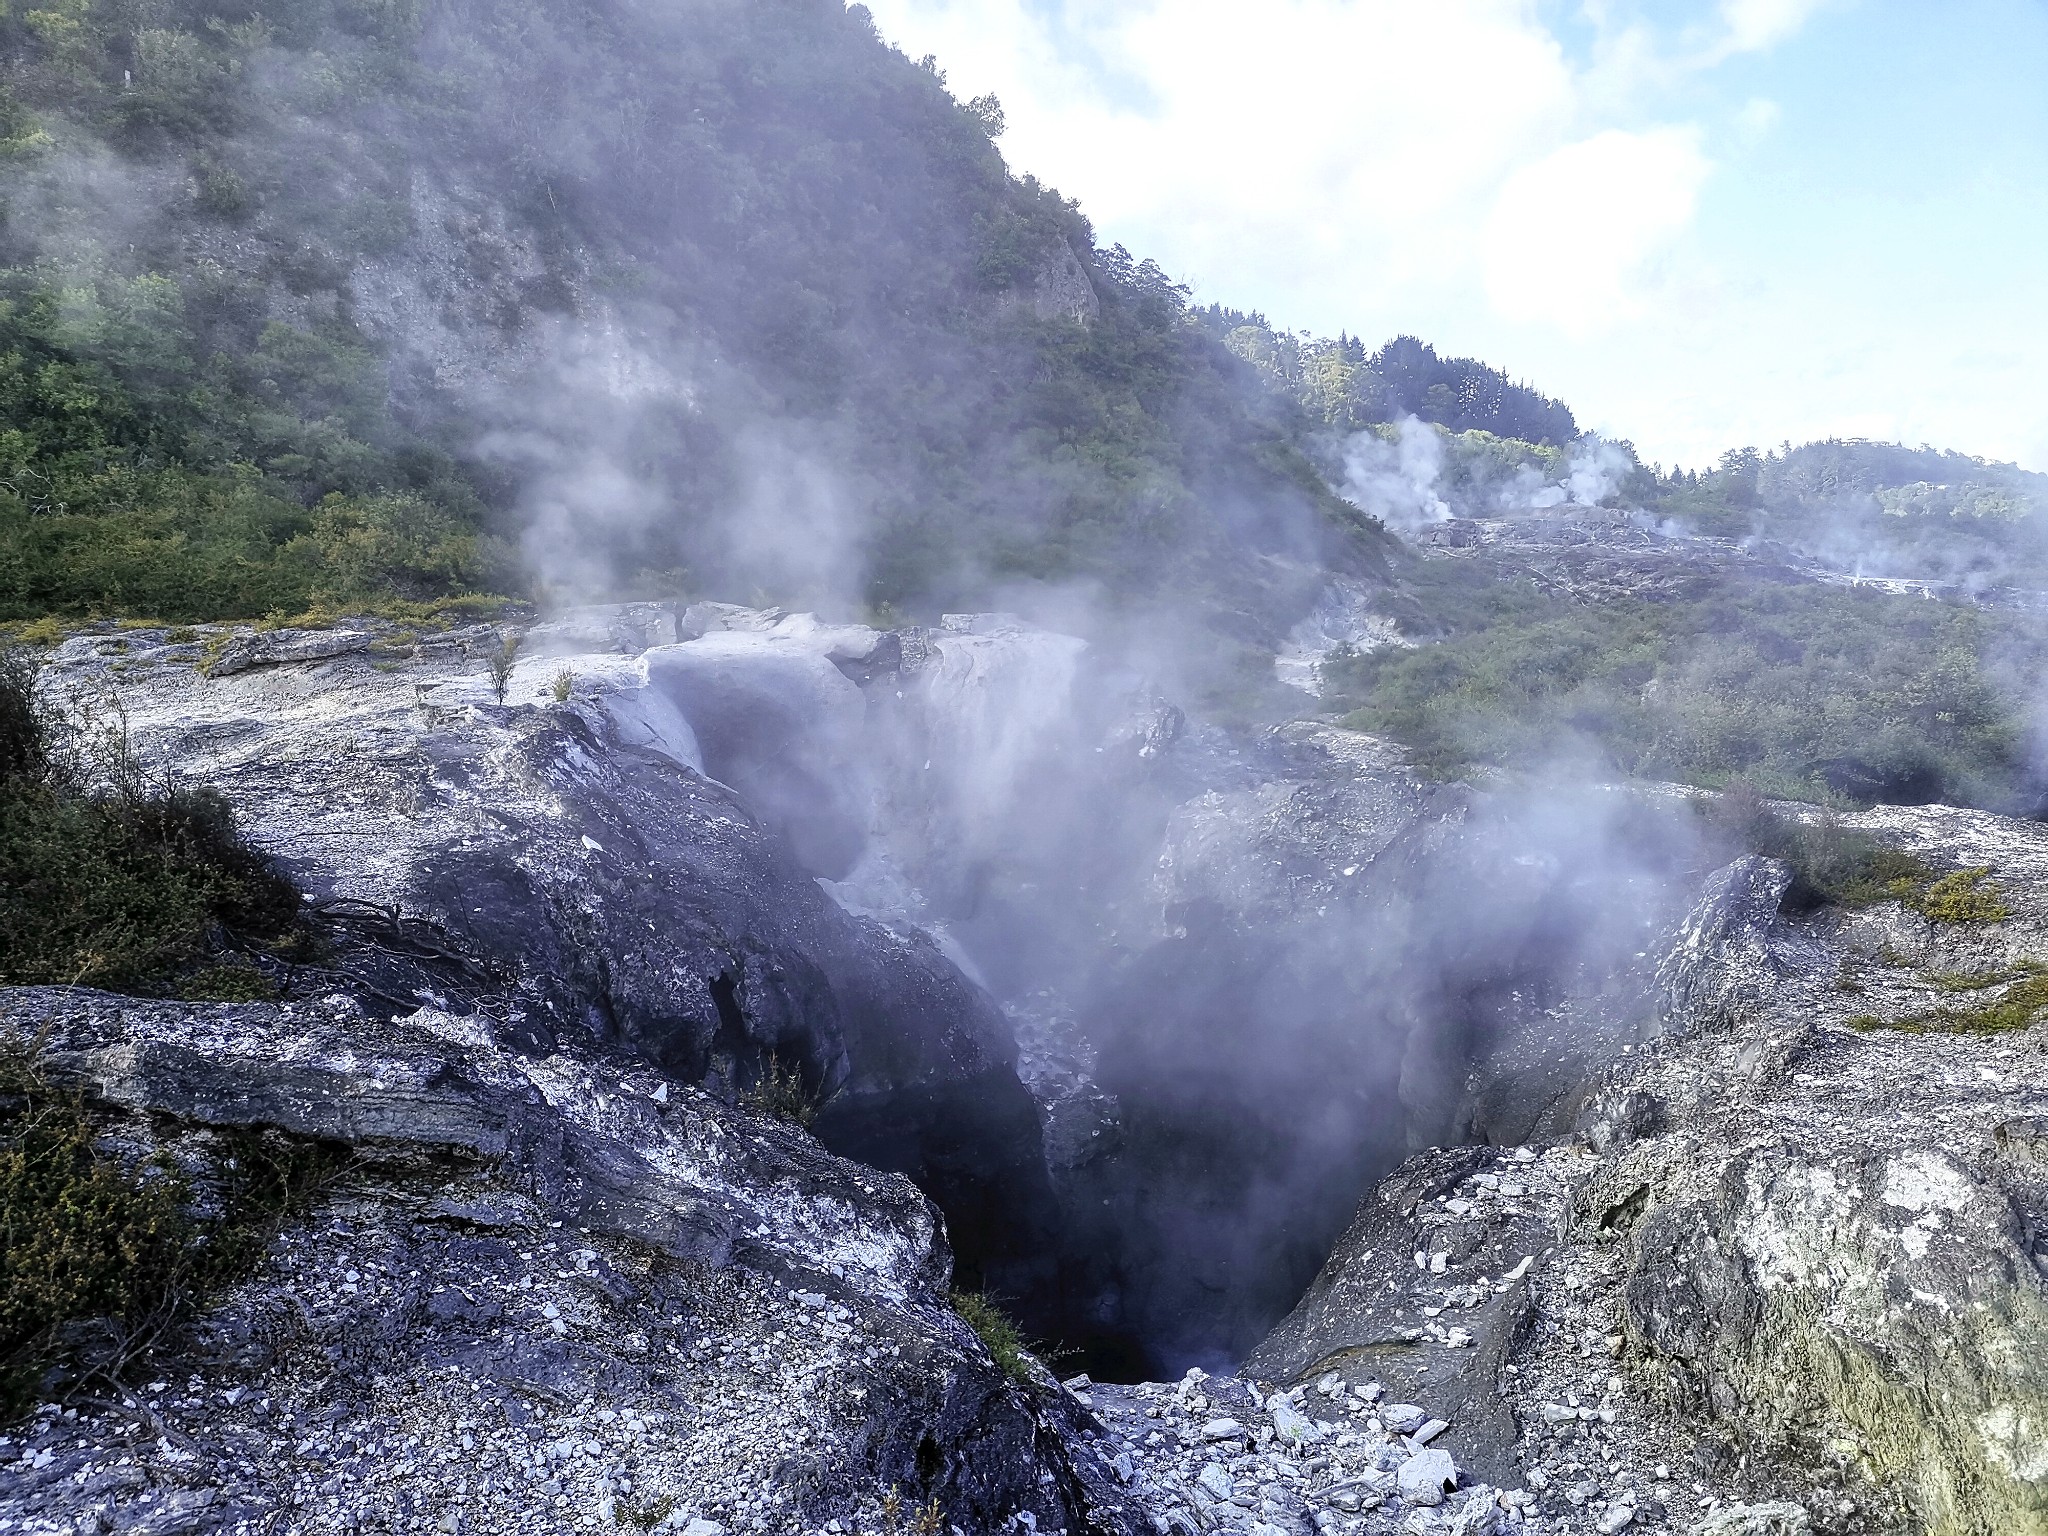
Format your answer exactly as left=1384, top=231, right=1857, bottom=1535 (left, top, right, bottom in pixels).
left=30, top=604, right=2048, bottom=1536
left=1246, top=804, right=2048, bottom=1536
left=203, top=627, right=375, bottom=677
left=0, top=986, right=1144, bottom=1536
left=41, top=616, right=1065, bottom=1308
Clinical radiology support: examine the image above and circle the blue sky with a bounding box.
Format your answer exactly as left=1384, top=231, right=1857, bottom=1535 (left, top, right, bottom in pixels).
left=861, top=0, right=2048, bottom=471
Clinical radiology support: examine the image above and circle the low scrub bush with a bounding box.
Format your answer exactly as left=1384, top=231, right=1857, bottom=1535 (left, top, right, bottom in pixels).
left=0, top=1040, right=344, bottom=1417
left=1700, top=783, right=1935, bottom=913
left=0, top=647, right=304, bottom=994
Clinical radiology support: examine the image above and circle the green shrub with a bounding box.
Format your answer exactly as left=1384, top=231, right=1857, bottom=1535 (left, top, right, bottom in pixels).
left=485, top=631, right=521, bottom=705
left=0, top=647, right=304, bottom=994
left=1700, top=784, right=1935, bottom=913
left=1850, top=963, right=2048, bottom=1036
left=949, top=1289, right=1035, bottom=1386
left=0, top=1040, right=343, bottom=1418
left=0, top=1043, right=187, bottom=1417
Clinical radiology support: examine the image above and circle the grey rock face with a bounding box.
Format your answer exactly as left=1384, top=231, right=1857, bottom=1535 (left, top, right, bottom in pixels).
left=1242, top=1144, right=1543, bottom=1487
left=204, top=627, right=374, bottom=677
left=0, top=986, right=1145, bottom=1536
left=20, top=986, right=943, bottom=1292
left=42, top=618, right=1062, bottom=1311
left=1247, top=804, right=2048, bottom=1536
left=1410, top=510, right=1814, bottom=608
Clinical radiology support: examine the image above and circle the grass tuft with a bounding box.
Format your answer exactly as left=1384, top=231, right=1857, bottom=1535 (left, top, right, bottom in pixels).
left=1907, top=868, right=2010, bottom=925
left=1850, top=962, right=2048, bottom=1035
left=740, top=1053, right=821, bottom=1130
left=949, top=1289, right=1036, bottom=1387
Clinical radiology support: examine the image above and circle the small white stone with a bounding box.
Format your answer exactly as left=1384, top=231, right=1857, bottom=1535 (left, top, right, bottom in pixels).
left=1268, top=1398, right=1316, bottom=1446
left=1396, top=1448, right=1458, bottom=1507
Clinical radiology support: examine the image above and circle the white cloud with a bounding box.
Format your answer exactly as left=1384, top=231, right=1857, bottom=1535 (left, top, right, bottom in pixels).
left=1734, top=96, right=1783, bottom=143
left=1717, top=0, right=1832, bottom=54
left=860, top=0, right=2042, bottom=472
left=865, top=0, right=1594, bottom=317
left=1481, top=127, right=1711, bottom=335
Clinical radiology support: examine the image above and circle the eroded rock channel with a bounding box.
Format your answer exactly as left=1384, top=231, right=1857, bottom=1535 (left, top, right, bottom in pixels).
left=6, top=603, right=2046, bottom=1536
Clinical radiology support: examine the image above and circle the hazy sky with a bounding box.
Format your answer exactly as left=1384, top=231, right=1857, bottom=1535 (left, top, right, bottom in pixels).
left=861, top=0, right=2048, bottom=472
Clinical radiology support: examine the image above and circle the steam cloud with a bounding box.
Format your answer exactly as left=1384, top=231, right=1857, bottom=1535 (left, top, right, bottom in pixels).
left=1338, top=416, right=1637, bottom=529
left=0, top=0, right=1829, bottom=1380
left=1339, top=416, right=1452, bottom=531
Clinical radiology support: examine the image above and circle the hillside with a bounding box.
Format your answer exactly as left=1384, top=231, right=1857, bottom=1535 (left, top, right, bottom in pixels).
left=5, top=0, right=2048, bottom=812
left=1651, top=438, right=2048, bottom=587
left=0, top=0, right=1386, bottom=635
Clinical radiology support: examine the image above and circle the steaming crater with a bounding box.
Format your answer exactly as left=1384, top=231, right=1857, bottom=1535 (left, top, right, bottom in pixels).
left=543, top=601, right=1713, bottom=1379
left=40, top=597, right=1719, bottom=1385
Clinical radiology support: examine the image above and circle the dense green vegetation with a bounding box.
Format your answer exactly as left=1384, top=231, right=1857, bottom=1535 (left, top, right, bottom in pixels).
left=0, top=0, right=1384, bottom=628
left=1321, top=561, right=2041, bottom=810
left=0, top=1040, right=340, bottom=1417
left=0, top=647, right=303, bottom=994
left=1208, top=320, right=1579, bottom=447
left=0, top=0, right=524, bottom=620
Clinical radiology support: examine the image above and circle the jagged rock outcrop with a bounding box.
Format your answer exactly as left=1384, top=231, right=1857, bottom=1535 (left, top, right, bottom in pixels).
left=42, top=616, right=1063, bottom=1307
left=1243, top=805, right=2048, bottom=1536
left=0, top=986, right=1145, bottom=1536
